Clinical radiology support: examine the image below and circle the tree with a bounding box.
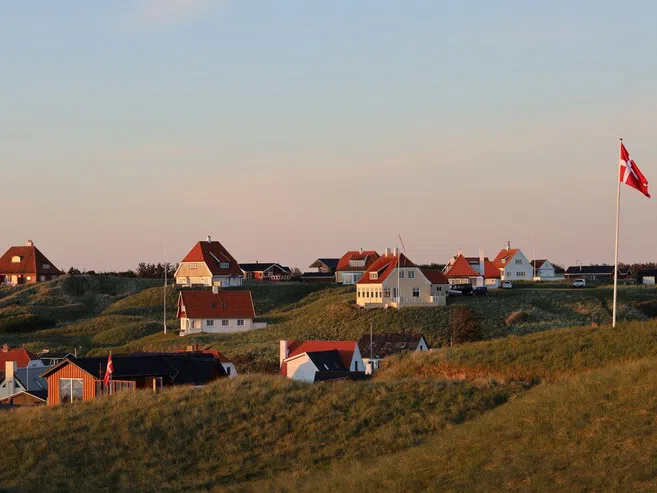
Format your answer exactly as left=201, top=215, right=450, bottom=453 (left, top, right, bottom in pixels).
left=449, top=306, right=482, bottom=346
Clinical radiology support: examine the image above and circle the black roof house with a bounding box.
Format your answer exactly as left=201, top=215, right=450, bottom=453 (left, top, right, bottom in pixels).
left=357, top=333, right=429, bottom=360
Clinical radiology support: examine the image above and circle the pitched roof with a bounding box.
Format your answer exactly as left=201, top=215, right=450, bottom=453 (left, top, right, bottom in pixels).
left=300, top=272, right=336, bottom=279
left=444, top=254, right=481, bottom=278
left=179, top=240, right=243, bottom=277
left=357, top=253, right=416, bottom=285
left=308, top=258, right=339, bottom=270
left=239, top=263, right=291, bottom=274
left=306, top=350, right=347, bottom=372
left=420, top=268, right=449, bottom=285
left=484, top=260, right=502, bottom=279
left=357, top=333, right=428, bottom=359
left=531, top=259, right=548, bottom=269
left=173, top=348, right=233, bottom=364
left=336, top=250, right=380, bottom=272
left=0, top=347, right=37, bottom=369
left=313, top=371, right=370, bottom=382
left=565, top=265, right=615, bottom=275
left=283, top=340, right=357, bottom=375
left=493, top=248, right=520, bottom=268
left=41, top=353, right=227, bottom=384
left=178, top=290, right=256, bottom=320
left=0, top=243, right=62, bottom=276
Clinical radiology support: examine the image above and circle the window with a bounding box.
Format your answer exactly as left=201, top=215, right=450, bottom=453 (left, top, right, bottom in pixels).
left=383, top=288, right=391, bottom=298
left=369, top=272, right=378, bottom=280
left=220, top=262, right=230, bottom=269
left=399, top=270, right=405, bottom=279
left=354, top=361, right=358, bottom=371
left=506, top=271, right=511, bottom=277
left=206, top=320, right=214, bottom=327
left=222, top=320, right=229, bottom=326
left=11, top=256, right=21, bottom=263
left=366, top=291, right=370, bottom=298
left=349, top=260, right=365, bottom=268
left=412, top=287, right=420, bottom=297
left=408, top=271, right=415, bottom=279
left=193, top=320, right=201, bottom=329
left=237, top=320, right=245, bottom=326
left=226, top=366, right=231, bottom=376
left=39, top=275, right=46, bottom=281
left=42, top=263, right=50, bottom=269
left=515, top=259, right=522, bottom=265
left=501, top=259, right=506, bottom=264
left=189, top=263, right=197, bottom=269
left=517, top=272, right=525, bottom=277
left=59, top=378, right=83, bottom=404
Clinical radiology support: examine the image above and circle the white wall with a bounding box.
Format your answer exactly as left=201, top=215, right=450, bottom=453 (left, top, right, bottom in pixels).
left=500, top=250, right=534, bottom=281
left=285, top=355, right=319, bottom=382
left=179, top=317, right=255, bottom=336
left=222, top=362, right=238, bottom=379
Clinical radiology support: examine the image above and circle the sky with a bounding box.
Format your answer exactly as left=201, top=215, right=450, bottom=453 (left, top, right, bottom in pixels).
left=2, top=0, right=657, bottom=271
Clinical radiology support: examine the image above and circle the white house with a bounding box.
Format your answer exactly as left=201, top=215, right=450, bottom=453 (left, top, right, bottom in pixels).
left=358, top=333, right=429, bottom=375
left=174, top=236, right=244, bottom=288
left=356, top=248, right=449, bottom=308
left=177, top=289, right=266, bottom=336
left=493, top=244, right=533, bottom=281
left=531, top=259, right=563, bottom=281
left=279, top=340, right=365, bottom=382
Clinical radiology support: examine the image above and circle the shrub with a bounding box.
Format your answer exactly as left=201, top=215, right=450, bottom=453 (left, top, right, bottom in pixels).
left=449, top=306, right=482, bottom=345
left=505, top=310, right=529, bottom=326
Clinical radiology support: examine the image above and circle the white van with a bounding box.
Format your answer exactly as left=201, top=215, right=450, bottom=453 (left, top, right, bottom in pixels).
left=572, top=279, right=586, bottom=288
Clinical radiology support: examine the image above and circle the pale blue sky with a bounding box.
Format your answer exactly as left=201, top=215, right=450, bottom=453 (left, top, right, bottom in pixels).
left=2, top=1, right=656, bottom=271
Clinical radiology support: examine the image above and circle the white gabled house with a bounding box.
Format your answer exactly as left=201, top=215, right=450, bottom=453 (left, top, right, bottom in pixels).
left=174, top=236, right=244, bottom=288
left=531, top=259, right=563, bottom=281
left=493, top=244, right=533, bottom=281
left=279, top=340, right=365, bottom=382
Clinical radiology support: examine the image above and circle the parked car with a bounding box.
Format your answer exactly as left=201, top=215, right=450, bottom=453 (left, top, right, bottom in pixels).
left=472, top=286, right=488, bottom=296
left=448, top=288, right=463, bottom=296
left=449, top=284, right=473, bottom=296
left=572, top=279, right=586, bottom=288
left=501, top=281, right=513, bottom=289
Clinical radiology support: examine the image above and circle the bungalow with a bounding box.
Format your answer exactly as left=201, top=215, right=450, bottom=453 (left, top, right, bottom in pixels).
left=0, top=240, right=63, bottom=286
left=40, top=352, right=228, bottom=406
left=174, top=345, right=238, bottom=378
left=493, top=244, right=533, bottom=281
left=301, top=258, right=339, bottom=283
left=531, top=259, right=564, bottom=281
left=0, top=360, right=49, bottom=408
left=240, top=262, right=292, bottom=282
left=356, top=248, right=449, bottom=308
left=174, top=236, right=243, bottom=288
left=279, top=340, right=366, bottom=382
left=564, top=265, right=621, bottom=281
left=177, top=289, right=266, bottom=336
left=336, top=249, right=380, bottom=284
left=358, top=333, right=430, bottom=374
left=443, top=252, right=501, bottom=287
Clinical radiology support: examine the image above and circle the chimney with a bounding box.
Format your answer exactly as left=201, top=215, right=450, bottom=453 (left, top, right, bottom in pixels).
left=207, top=235, right=212, bottom=243
left=479, top=248, right=485, bottom=277
left=393, top=247, right=399, bottom=257
left=359, top=248, right=363, bottom=254
left=26, top=240, right=34, bottom=247
left=384, top=247, right=391, bottom=256
left=5, top=361, right=16, bottom=396
left=212, top=286, right=219, bottom=294
left=457, top=248, right=463, bottom=257
left=279, top=340, right=289, bottom=367
left=1, top=344, right=8, bottom=353
left=507, top=241, right=511, bottom=251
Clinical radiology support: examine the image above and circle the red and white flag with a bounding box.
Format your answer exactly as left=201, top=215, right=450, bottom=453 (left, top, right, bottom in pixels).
left=103, top=352, right=113, bottom=387
left=620, top=142, right=650, bottom=198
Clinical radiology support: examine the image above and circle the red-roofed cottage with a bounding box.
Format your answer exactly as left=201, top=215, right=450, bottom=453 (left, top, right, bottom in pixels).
left=174, top=236, right=244, bottom=288
left=279, top=340, right=365, bottom=382
left=494, top=243, right=532, bottom=281
left=443, top=251, right=501, bottom=288
left=0, top=240, right=62, bottom=286
left=356, top=248, right=449, bottom=308
left=177, top=290, right=266, bottom=335
left=336, top=249, right=380, bottom=284
left=0, top=345, right=37, bottom=377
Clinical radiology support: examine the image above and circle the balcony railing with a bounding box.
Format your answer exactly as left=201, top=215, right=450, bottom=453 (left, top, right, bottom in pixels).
left=94, top=379, right=136, bottom=397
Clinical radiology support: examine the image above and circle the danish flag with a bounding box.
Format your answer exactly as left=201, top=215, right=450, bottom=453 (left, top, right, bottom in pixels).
left=104, top=352, right=113, bottom=387
left=620, top=142, right=650, bottom=198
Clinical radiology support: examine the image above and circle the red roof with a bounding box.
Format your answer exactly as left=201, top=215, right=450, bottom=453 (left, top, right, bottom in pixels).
left=0, top=243, right=62, bottom=276
left=180, top=241, right=243, bottom=277
left=0, top=347, right=37, bottom=369
left=177, top=290, right=256, bottom=320
left=420, top=268, right=449, bottom=285
left=484, top=260, right=502, bottom=278
left=336, top=250, right=380, bottom=272
left=444, top=254, right=481, bottom=278
left=357, top=253, right=417, bottom=285
left=494, top=248, right=520, bottom=269
left=281, top=340, right=357, bottom=375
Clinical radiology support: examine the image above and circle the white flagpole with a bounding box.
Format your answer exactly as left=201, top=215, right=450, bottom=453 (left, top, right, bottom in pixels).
left=164, top=244, right=167, bottom=335
left=612, top=138, right=622, bottom=328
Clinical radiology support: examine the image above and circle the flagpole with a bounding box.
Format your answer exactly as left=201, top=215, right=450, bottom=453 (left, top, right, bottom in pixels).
left=612, top=138, right=622, bottom=328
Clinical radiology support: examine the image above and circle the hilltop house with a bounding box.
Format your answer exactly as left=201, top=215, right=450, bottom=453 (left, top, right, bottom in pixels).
left=0, top=240, right=63, bottom=286
left=356, top=249, right=449, bottom=308
left=531, top=259, right=563, bottom=281
left=0, top=360, right=49, bottom=408
left=177, top=290, right=265, bottom=336
left=239, top=262, right=292, bottom=282
left=443, top=252, right=501, bottom=287
left=358, top=333, right=429, bottom=374
left=301, top=258, right=339, bottom=283
left=279, top=340, right=366, bottom=382
left=336, top=250, right=380, bottom=284
left=174, top=236, right=243, bottom=288
left=40, top=352, right=228, bottom=406
left=493, top=244, right=533, bottom=281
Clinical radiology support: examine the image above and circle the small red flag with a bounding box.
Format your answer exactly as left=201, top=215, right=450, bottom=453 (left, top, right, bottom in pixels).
left=620, top=143, right=650, bottom=198
left=103, top=352, right=113, bottom=387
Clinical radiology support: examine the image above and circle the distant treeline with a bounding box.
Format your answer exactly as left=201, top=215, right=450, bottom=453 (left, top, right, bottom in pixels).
left=67, top=262, right=178, bottom=279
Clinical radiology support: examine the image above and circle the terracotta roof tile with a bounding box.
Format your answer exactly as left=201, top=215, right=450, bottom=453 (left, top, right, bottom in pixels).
left=0, top=244, right=62, bottom=276
left=356, top=253, right=416, bottom=284
left=177, top=290, right=256, bottom=320
left=282, top=340, right=357, bottom=375
left=0, top=347, right=37, bottom=369
left=180, top=241, right=243, bottom=277
left=444, top=254, right=481, bottom=278
left=493, top=248, right=520, bottom=269
left=336, top=250, right=380, bottom=272
left=420, top=268, right=449, bottom=285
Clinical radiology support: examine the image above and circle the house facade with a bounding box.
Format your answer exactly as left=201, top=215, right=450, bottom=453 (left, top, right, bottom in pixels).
left=240, top=263, right=292, bottom=282
left=494, top=245, right=533, bottom=281
left=0, top=360, right=49, bottom=407
left=443, top=251, right=501, bottom=287
left=174, top=236, right=244, bottom=288
left=336, top=250, right=380, bottom=284
left=301, top=258, right=339, bottom=283
left=564, top=265, right=620, bottom=281
left=0, top=240, right=63, bottom=286
left=358, top=333, right=429, bottom=374
left=531, top=259, right=564, bottom=281
left=279, top=340, right=365, bottom=382
left=356, top=249, right=448, bottom=308
left=177, top=289, right=265, bottom=336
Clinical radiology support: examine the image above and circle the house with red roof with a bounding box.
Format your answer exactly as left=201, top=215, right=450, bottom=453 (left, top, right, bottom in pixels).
left=279, top=340, right=366, bottom=382
left=0, top=240, right=62, bottom=286
left=174, top=236, right=244, bottom=288
left=443, top=251, right=502, bottom=287
left=493, top=243, right=532, bottom=281
left=336, top=249, right=380, bottom=284
left=177, top=290, right=265, bottom=336
left=356, top=248, right=449, bottom=308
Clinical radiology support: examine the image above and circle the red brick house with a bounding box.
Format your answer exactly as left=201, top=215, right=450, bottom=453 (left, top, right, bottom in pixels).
left=0, top=240, right=63, bottom=286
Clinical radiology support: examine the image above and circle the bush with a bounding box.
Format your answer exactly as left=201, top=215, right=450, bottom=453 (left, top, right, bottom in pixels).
left=449, top=306, right=482, bottom=345
left=505, top=310, right=529, bottom=326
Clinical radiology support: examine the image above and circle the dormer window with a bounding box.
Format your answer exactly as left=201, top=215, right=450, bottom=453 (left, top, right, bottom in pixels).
left=369, top=272, right=378, bottom=280
left=220, top=262, right=230, bottom=269
left=349, top=260, right=365, bottom=268
left=11, top=256, right=22, bottom=263
left=42, top=263, right=50, bottom=269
